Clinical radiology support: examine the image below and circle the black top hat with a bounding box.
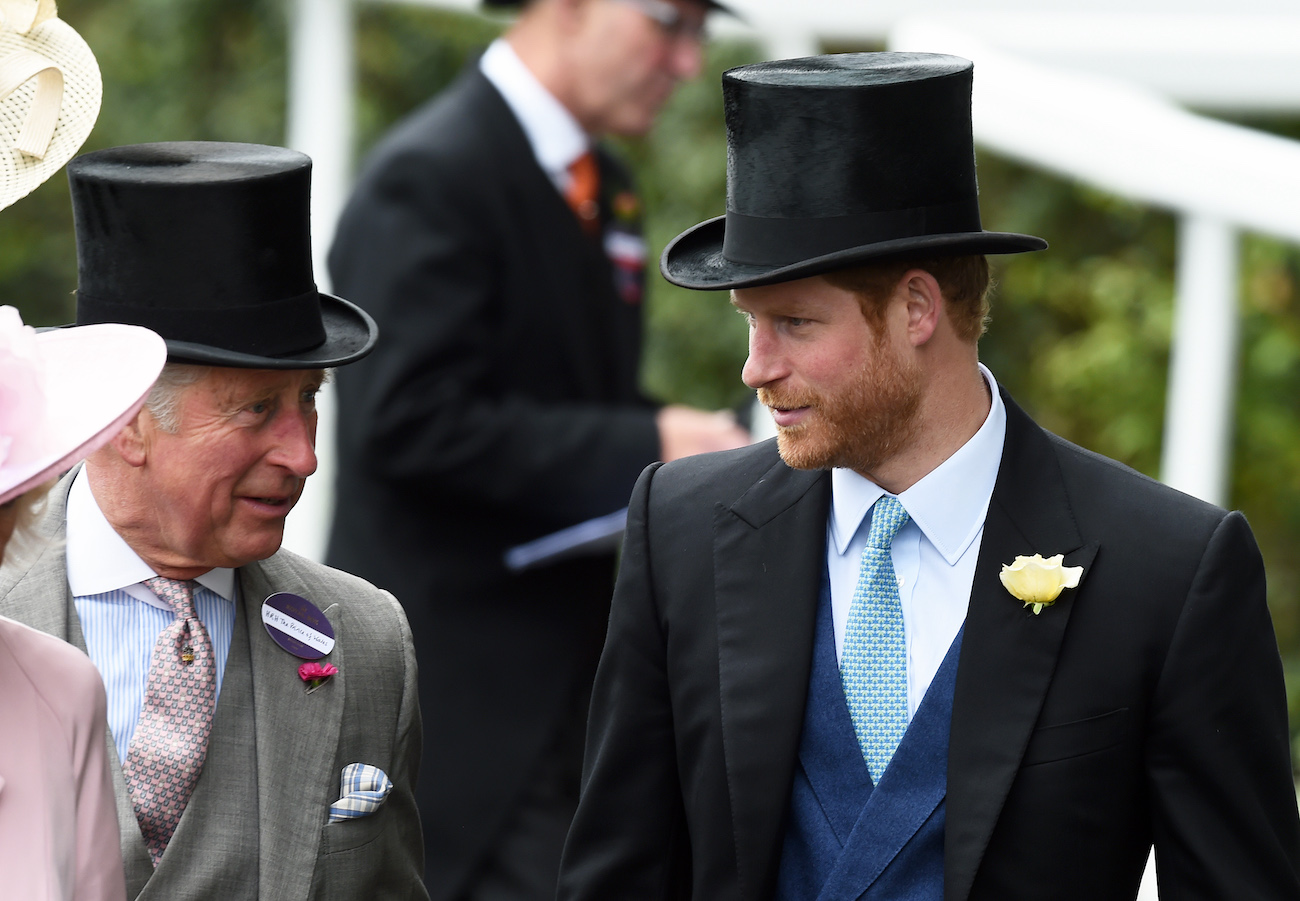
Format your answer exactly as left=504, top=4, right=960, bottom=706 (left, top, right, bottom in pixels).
left=662, top=53, right=1047, bottom=291
left=68, top=141, right=377, bottom=368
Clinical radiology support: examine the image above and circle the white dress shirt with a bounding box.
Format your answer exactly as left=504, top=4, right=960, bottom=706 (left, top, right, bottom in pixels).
left=480, top=38, right=590, bottom=192
left=827, top=364, right=1006, bottom=719
left=66, top=469, right=236, bottom=763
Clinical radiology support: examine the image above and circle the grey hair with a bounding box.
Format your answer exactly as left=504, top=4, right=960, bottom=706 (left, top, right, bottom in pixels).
left=143, top=363, right=335, bottom=433
left=145, top=363, right=210, bottom=433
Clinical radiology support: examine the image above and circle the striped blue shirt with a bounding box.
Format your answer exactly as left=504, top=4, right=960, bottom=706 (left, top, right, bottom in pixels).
left=66, top=470, right=237, bottom=764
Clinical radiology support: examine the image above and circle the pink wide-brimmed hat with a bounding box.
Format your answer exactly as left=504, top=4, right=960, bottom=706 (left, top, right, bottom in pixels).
left=0, top=305, right=165, bottom=505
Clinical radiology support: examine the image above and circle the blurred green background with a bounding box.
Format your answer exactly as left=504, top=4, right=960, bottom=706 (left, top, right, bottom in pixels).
left=8, top=1, right=1300, bottom=756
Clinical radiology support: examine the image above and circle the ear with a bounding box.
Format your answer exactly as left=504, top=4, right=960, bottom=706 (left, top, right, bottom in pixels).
left=108, top=410, right=150, bottom=468
left=899, top=269, right=944, bottom=347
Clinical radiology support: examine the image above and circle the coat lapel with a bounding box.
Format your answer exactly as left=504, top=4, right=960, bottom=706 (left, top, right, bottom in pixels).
left=944, top=394, right=1099, bottom=901
left=714, top=456, right=828, bottom=898
left=475, top=70, right=616, bottom=397
left=0, top=473, right=156, bottom=890
left=113, top=737, right=152, bottom=895
left=0, top=473, right=74, bottom=641
left=241, top=557, right=345, bottom=901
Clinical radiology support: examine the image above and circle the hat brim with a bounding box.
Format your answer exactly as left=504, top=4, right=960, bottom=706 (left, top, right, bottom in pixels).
left=661, top=215, right=1048, bottom=291
left=0, top=15, right=102, bottom=211
left=158, top=292, right=377, bottom=369
left=0, top=323, right=165, bottom=506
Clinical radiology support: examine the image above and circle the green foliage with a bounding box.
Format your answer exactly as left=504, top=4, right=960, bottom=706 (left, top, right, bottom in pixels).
left=353, top=4, right=502, bottom=156
left=2, top=0, right=289, bottom=326
left=4, top=2, right=1300, bottom=753
left=977, top=157, right=1178, bottom=475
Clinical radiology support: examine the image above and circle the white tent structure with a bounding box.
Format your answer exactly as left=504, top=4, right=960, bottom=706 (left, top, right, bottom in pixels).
left=283, top=0, right=1300, bottom=557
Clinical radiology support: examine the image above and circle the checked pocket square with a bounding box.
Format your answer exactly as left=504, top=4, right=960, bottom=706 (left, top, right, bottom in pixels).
left=329, top=763, right=393, bottom=823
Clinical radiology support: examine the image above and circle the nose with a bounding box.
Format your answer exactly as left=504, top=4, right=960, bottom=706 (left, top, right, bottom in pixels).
left=270, top=408, right=319, bottom=479
left=741, top=323, right=785, bottom=390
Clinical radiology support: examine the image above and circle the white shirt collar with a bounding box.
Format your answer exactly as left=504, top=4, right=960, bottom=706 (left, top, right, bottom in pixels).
left=66, top=467, right=236, bottom=603
left=830, top=363, right=1007, bottom=564
left=479, top=38, right=590, bottom=182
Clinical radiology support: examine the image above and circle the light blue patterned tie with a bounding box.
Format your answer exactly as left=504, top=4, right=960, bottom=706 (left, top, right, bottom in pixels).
left=841, top=495, right=910, bottom=783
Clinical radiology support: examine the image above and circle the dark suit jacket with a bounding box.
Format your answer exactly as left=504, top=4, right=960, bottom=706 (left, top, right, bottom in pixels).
left=326, top=66, right=661, bottom=898
left=558, top=392, right=1300, bottom=900
left=0, top=475, right=426, bottom=901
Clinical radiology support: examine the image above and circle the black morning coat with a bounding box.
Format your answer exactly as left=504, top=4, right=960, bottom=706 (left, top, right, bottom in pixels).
left=326, top=65, right=661, bottom=900
left=557, top=391, right=1300, bottom=901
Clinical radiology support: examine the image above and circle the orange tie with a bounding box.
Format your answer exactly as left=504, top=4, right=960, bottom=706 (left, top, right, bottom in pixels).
left=565, top=150, right=600, bottom=237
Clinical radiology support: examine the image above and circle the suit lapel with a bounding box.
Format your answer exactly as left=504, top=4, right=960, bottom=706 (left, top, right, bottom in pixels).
left=113, top=733, right=152, bottom=895
left=0, top=474, right=156, bottom=890
left=714, top=456, right=828, bottom=897
left=0, top=474, right=74, bottom=641
left=472, top=70, right=625, bottom=398
left=242, top=557, right=345, bottom=901
left=944, top=394, right=1099, bottom=901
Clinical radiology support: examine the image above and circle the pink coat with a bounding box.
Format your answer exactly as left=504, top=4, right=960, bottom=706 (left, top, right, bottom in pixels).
left=0, top=615, right=125, bottom=901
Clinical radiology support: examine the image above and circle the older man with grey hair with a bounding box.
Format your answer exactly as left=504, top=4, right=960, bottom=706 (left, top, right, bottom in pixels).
left=0, top=141, right=427, bottom=901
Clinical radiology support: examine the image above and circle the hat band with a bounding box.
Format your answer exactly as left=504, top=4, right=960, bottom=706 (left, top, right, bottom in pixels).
left=722, top=200, right=983, bottom=267
left=77, top=288, right=328, bottom=358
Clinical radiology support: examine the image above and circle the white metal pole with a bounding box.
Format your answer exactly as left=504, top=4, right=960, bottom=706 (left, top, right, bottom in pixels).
left=287, top=0, right=355, bottom=282
left=1159, top=214, right=1240, bottom=506
left=284, top=0, right=356, bottom=561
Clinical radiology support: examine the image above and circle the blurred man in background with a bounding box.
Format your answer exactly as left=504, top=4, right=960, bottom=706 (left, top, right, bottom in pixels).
left=326, top=0, right=748, bottom=898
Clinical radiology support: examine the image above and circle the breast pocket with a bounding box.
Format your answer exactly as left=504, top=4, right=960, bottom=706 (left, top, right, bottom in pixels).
left=323, top=806, right=389, bottom=854
left=1021, top=708, right=1131, bottom=766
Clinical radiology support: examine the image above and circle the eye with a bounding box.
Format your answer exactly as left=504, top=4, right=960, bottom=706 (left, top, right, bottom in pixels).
left=301, top=386, right=321, bottom=405
left=248, top=401, right=269, bottom=415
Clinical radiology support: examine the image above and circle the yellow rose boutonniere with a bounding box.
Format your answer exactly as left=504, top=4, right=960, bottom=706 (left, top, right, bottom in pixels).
left=1000, top=553, right=1084, bottom=615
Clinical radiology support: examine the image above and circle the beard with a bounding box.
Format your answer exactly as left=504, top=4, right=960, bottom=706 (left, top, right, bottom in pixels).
left=759, top=337, right=923, bottom=475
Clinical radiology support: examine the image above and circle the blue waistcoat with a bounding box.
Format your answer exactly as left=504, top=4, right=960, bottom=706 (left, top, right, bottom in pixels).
left=775, top=572, right=964, bottom=901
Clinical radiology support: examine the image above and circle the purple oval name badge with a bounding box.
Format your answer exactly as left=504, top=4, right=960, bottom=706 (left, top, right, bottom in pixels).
left=262, top=592, right=336, bottom=659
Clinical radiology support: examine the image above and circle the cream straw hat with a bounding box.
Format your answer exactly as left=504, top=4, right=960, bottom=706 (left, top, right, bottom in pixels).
left=0, top=0, right=100, bottom=210
left=0, top=306, right=165, bottom=505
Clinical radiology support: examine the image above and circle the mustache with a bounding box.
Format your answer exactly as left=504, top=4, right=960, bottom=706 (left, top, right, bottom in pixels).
left=757, top=387, right=819, bottom=411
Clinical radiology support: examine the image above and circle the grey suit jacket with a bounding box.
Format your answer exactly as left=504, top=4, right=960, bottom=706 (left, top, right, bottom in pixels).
left=0, top=475, right=428, bottom=901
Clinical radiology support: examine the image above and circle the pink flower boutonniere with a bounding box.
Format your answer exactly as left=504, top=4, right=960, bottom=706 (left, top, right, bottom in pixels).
left=299, top=661, right=338, bottom=693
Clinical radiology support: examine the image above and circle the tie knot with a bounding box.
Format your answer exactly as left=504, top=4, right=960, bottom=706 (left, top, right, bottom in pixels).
left=565, top=150, right=600, bottom=233
left=866, top=496, right=909, bottom=550
left=567, top=149, right=598, bottom=186
left=145, top=576, right=198, bottom=619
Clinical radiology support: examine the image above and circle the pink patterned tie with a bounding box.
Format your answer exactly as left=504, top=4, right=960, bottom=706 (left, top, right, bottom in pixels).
left=123, top=577, right=216, bottom=866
